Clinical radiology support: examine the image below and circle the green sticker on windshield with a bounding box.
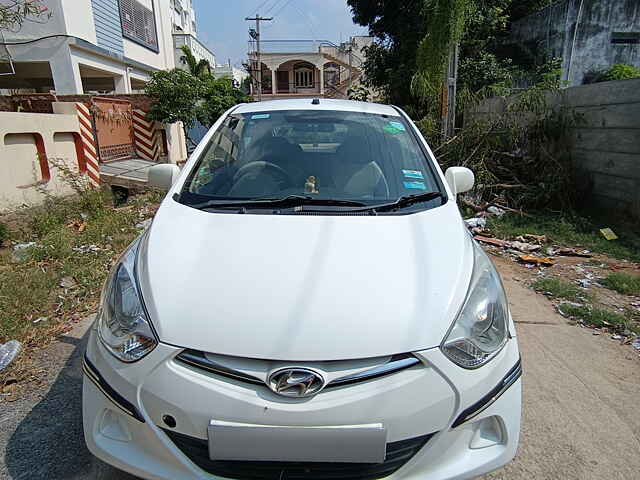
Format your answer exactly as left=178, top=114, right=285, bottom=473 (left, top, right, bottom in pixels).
left=383, top=121, right=406, bottom=134
left=404, top=181, right=427, bottom=190
left=251, top=113, right=270, bottom=120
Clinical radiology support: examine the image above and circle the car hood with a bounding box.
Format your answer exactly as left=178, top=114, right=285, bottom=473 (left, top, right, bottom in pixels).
left=137, top=199, right=474, bottom=361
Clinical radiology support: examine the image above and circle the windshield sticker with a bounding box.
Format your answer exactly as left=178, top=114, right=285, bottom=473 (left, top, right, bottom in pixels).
left=389, top=121, right=406, bottom=131
left=383, top=123, right=404, bottom=134
left=251, top=113, right=270, bottom=120
left=402, top=169, right=424, bottom=179
left=403, top=181, right=427, bottom=190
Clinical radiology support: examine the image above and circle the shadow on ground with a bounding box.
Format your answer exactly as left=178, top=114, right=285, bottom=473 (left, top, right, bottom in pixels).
left=4, top=329, right=136, bottom=480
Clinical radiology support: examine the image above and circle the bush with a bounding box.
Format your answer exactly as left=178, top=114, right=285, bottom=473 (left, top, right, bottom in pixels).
left=584, top=64, right=640, bottom=84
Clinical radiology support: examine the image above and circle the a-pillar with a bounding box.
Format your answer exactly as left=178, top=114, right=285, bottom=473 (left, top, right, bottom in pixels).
left=271, top=69, right=277, bottom=95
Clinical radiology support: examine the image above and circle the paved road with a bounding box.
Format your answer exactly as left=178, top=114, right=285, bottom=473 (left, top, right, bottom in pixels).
left=1, top=257, right=639, bottom=479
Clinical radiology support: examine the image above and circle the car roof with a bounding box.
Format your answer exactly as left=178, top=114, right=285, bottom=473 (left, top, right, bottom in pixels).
left=232, top=98, right=402, bottom=117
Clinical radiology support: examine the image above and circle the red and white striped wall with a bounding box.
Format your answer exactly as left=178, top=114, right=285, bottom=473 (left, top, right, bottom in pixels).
left=75, top=102, right=100, bottom=186
left=133, top=109, right=161, bottom=161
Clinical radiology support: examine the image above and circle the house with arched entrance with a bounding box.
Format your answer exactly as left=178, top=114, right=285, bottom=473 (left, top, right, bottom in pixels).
left=247, top=37, right=372, bottom=100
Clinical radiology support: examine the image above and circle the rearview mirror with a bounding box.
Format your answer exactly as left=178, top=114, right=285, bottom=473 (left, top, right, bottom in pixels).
left=148, top=164, right=180, bottom=191
left=445, top=167, right=474, bottom=196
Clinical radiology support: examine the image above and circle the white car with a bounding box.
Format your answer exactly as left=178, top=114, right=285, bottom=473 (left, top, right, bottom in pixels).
left=83, top=99, right=521, bottom=480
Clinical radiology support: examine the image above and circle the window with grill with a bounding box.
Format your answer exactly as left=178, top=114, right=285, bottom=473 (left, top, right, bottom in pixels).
left=119, top=0, right=159, bottom=52
left=611, top=32, right=640, bottom=44
left=295, top=68, right=314, bottom=88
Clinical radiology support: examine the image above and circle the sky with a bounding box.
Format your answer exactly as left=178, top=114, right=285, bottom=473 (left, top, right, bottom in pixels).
left=193, top=0, right=369, bottom=68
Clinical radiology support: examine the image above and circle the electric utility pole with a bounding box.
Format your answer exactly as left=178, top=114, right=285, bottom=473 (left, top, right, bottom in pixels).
left=245, top=14, right=272, bottom=101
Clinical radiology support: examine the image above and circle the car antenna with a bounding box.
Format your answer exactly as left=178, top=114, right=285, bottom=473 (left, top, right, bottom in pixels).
left=311, top=98, right=320, bottom=105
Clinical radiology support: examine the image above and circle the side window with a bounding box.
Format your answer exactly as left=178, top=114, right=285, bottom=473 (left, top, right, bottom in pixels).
left=190, top=117, right=242, bottom=192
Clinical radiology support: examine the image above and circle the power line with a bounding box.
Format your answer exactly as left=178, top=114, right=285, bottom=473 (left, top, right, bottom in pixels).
left=273, top=0, right=295, bottom=17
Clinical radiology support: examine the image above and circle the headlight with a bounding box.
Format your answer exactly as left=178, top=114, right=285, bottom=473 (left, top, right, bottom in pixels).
left=441, top=240, right=509, bottom=369
left=97, top=236, right=157, bottom=362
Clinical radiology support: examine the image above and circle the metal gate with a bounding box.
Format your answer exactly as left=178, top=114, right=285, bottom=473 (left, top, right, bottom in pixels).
left=91, top=97, right=136, bottom=162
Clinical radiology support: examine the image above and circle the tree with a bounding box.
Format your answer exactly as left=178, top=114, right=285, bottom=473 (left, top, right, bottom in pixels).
left=180, top=45, right=211, bottom=79
left=348, top=0, right=428, bottom=111
left=0, top=0, right=50, bottom=31
left=144, top=69, right=202, bottom=139
left=196, top=77, right=249, bottom=127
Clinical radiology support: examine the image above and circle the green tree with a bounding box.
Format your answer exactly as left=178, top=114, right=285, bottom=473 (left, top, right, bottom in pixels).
left=196, top=77, right=249, bottom=127
left=180, top=45, right=211, bottom=79
left=0, top=0, right=50, bottom=31
left=347, top=0, right=428, bottom=110
left=144, top=69, right=202, bottom=140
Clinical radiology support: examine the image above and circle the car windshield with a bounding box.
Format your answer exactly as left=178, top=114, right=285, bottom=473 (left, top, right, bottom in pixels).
left=179, top=109, right=442, bottom=211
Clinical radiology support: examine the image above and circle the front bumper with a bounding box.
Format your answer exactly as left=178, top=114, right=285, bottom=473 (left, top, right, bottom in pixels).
left=83, top=329, right=521, bottom=480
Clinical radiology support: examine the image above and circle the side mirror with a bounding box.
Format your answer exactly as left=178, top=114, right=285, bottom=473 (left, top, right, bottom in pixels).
left=445, top=167, right=474, bottom=196
left=148, top=164, right=180, bottom=191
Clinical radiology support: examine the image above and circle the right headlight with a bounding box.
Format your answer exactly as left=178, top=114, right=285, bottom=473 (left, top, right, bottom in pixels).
left=441, top=240, right=509, bottom=369
left=97, top=236, right=157, bottom=363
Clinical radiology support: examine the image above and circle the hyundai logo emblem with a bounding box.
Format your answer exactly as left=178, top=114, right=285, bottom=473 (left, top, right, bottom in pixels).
left=268, top=368, right=325, bottom=398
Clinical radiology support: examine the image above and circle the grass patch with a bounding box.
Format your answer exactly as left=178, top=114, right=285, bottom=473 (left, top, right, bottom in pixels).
left=558, top=303, right=627, bottom=328
left=601, top=273, right=640, bottom=296
left=0, top=188, right=162, bottom=345
left=486, top=212, right=640, bottom=262
left=532, top=277, right=586, bottom=301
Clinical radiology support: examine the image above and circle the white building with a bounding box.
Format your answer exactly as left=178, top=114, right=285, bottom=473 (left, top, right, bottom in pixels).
left=0, top=0, right=205, bottom=94
left=171, top=0, right=215, bottom=74
left=214, top=64, right=248, bottom=88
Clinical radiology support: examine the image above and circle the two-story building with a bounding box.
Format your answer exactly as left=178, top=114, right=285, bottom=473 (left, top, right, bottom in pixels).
left=0, top=0, right=207, bottom=94
left=247, top=36, right=372, bottom=100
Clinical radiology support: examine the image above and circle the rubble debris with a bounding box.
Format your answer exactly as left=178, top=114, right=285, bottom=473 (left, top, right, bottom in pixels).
left=67, top=220, right=87, bottom=233
left=518, top=255, right=555, bottom=266
left=59, top=276, right=77, bottom=289
left=11, top=242, right=36, bottom=262
left=599, top=228, right=618, bottom=241
left=72, top=244, right=101, bottom=254
left=510, top=241, right=542, bottom=253
left=465, top=218, right=486, bottom=229
left=474, top=235, right=510, bottom=248
left=611, top=334, right=623, bottom=340
left=516, top=234, right=547, bottom=244
left=136, top=218, right=153, bottom=230
left=487, top=206, right=505, bottom=217
left=0, top=340, right=22, bottom=372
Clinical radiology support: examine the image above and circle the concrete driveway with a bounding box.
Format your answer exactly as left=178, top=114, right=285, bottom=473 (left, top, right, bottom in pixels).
left=1, top=257, right=639, bottom=479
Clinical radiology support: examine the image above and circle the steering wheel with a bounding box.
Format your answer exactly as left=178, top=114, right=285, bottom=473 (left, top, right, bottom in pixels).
left=231, top=161, right=294, bottom=192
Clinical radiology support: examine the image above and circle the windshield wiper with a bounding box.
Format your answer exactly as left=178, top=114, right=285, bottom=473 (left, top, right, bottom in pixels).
left=189, top=195, right=367, bottom=210
left=361, top=191, right=445, bottom=213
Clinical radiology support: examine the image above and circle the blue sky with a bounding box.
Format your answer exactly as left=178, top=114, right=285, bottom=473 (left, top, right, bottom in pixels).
left=193, top=0, right=368, bottom=67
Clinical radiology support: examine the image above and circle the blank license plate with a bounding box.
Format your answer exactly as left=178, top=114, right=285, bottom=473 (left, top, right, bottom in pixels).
left=208, top=420, right=387, bottom=463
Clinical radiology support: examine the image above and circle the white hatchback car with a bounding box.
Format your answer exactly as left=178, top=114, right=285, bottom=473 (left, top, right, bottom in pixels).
left=83, top=99, right=521, bottom=480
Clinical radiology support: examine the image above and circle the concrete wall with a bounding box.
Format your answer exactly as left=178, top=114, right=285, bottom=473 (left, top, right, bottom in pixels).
left=510, top=0, right=640, bottom=86
left=471, top=78, right=640, bottom=217
left=0, top=112, right=83, bottom=210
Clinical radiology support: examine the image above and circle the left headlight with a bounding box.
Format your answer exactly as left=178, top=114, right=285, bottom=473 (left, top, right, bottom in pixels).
left=97, top=236, right=157, bottom=362
left=441, top=239, right=509, bottom=369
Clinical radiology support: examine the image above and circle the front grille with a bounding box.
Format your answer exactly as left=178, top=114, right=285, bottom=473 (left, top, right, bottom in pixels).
left=163, top=429, right=433, bottom=480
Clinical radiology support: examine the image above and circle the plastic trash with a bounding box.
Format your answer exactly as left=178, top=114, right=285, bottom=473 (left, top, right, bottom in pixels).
left=487, top=206, right=505, bottom=217
left=464, top=218, right=486, bottom=229
left=11, top=242, right=36, bottom=262
left=0, top=340, right=22, bottom=372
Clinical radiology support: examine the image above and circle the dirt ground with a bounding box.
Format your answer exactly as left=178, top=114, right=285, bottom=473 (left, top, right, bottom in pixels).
left=1, top=257, right=639, bottom=480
